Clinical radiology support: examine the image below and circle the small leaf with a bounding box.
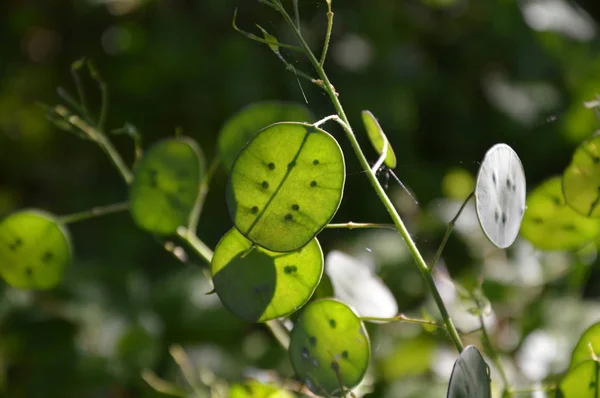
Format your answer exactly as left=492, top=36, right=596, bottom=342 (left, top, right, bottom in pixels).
left=129, top=137, right=205, bottom=235
left=229, top=381, right=295, bottom=398
left=570, top=322, right=600, bottom=369
left=361, top=110, right=397, bottom=169
left=227, top=122, right=345, bottom=252
left=475, top=143, right=526, bottom=249
left=211, top=228, right=323, bottom=322
left=0, top=210, right=72, bottom=289
left=521, top=177, right=600, bottom=250
left=256, top=24, right=279, bottom=53
left=446, top=345, right=491, bottom=398
left=558, top=360, right=600, bottom=398
left=563, top=133, right=600, bottom=217
left=289, top=299, right=370, bottom=397
left=218, top=101, right=313, bottom=170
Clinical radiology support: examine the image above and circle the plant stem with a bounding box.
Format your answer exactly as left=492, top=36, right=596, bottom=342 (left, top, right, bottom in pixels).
left=59, top=201, right=129, bottom=224
left=55, top=106, right=133, bottom=184
left=187, top=157, right=220, bottom=237
left=478, top=311, right=510, bottom=393
left=360, top=313, right=445, bottom=329
left=319, top=5, right=334, bottom=67
left=275, top=3, right=464, bottom=353
left=266, top=320, right=290, bottom=349
left=430, top=192, right=474, bottom=270
left=325, top=222, right=397, bottom=230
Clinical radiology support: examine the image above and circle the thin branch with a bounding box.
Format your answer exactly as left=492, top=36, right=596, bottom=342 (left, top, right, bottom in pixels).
left=371, top=132, right=388, bottom=174
left=187, top=157, right=220, bottom=236
left=232, top=9, right=303, bottom=52
left=319, top=5, right=334, bottom=67
left=71, top=58, right=92, bottom=123
left=87, top=60, right=109, bottom=130
left=430, top=192, right=474, bottom=270
left=59, top=202, right=129, bottom=224
left=325, top=222, right=397, bottom=230
left=266, top=320, right=290, bottom=349
left=360, top=313, right=445, bottom=329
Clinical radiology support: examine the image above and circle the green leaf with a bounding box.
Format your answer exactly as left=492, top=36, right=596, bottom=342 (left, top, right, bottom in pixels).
left=474, top=143, right=526, bottom=249
left=229, top=381, right=295, bottom=398
left=289, top=299, right=370, bottom=397
left=211, top=228, right=323, bottom=322
left=361, top=110, right=397, bottom=169
left=520, top=177, right=600, bottom=250
left=563, top=133, right=600, bottom=217
left=218, top=102, right=313, bottom=170
left=227, top=122, right=345, bottom=252
left=558, top=360, right=600, bottom=398
left=446, top=345, right=491, bottom=398
left=570, top=322, right=600, bottom=369
left=129, top=137, right=205, bottom=235
left=0, top=210, right=72, bottom=289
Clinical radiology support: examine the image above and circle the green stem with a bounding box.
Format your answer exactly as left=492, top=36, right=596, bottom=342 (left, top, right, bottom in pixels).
left=266, top=320, right=290, bottom=349
left=479, top=312, right=510, bottom=394
left=275, top=2, right=464, bottom=353
left=325, top=222, right=397, bottom=230
left=187, top=157, right=220, bottom=236
left=360, top=313, right=445, bottom=329
left=320, top=7, right=334, bottom=67
left=59, top=201, right=129, bottom=224
left=71, top=60, right=91, bottom=123
left=430, top=192, right=474, bottom=270
left=55, top=106, right=133, bottom=184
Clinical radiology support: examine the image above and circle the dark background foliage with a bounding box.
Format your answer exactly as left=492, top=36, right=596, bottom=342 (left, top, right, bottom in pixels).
left=1, top=0, right=600, bottom=397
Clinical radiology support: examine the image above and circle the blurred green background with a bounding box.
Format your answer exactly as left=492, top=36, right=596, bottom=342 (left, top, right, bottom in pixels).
left=2, top=0, right=600, bottom=397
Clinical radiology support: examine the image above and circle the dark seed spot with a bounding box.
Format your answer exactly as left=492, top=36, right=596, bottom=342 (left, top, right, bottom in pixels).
left=563, top=223, right=576, bottom=231
left=25, top=267, right=33, bottom=277
left=301, top=347, right=309, bottom=358
left=492, top=173, right=497, bottom=185
left=329, top=319, right=337, bottom=328
left=284, top=213, right=293, bottom=221
left=292, top=204, right=300, bottom=211
left=501, top=212, right=507, bottom=225
left=532, top=217, right=543, bottom=224
left=506, top=178, right=512, bottom=190
left=494, top=210, right=500, bottom=223
left=313, top=159, right=319, bottom=165
left=288, top=160, right=296, bottom=170
left=309, top=336, right=317, bottom=346
left=251, top=206, right=259, bottom=214
left=594, top=156, right=600, bottom=164
left=284, top=265, right=298, bottom=274
left=310, top=180, right=317, bottom=187
left=268, top=162, right=275, bottom=170
left=261, top=181, right=269, bottom=189
left=42, top=252, right=53, bottom=263
left=552, top=196, right=561, bottom=206
left=342, top=350, right=349, bottom=359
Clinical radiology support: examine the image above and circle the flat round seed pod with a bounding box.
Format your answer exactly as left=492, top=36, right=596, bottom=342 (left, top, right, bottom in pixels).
left=447, top=345, right=491, bottom=398
left=520, top=177, right=600, bottom=250
left=289, top=299, right=370, bottom=397
left=129, top=137, right=205, bottom=235
left=227, top=122, right=345, bottom=252
left=218, top=101, right=313, bottom=170
left=325, top=251, right=397, bottom=319
left=211, top=227, right=323, bottom=322
left=558, top=360, right=600, bottom=398
left=570, top=322, right=600, bottom=370
left=0, top=210, right=72, bottom=289
left=475, top=143, right=526, bottom=249
left=563, top=133, right=600, bottom=217
left=361, top=110, right=397, bottom=169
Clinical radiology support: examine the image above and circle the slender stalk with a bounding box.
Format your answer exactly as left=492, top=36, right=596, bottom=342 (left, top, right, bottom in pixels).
left=170, top=345, right=204, bottom=398
left=87, top=61, right=109, bottom=130
left=320, top=6, right=334, bottom=67
left=54, top=106, right=133, bottom=184
left=71, top=60, right=91, bottom=123
left=59, top=201, right=129, bottom=224
left=266, top=320, right=290, bottom=349
left=176, top=227, right=214, bottom=265
left=360, top=313, right=445, bottom=329
left=293, top=0, right=300, bottom=32
left=187, top=157, right=220, bottom=236
left=274, top=2, right=464, bottom=353
left=371, top=133, right=388, bottom=174
left=478, top=312, right=510, bottom=394
left=325, top=222, right=397, bottom=230
left=430, top=192, right=474, bottom=270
